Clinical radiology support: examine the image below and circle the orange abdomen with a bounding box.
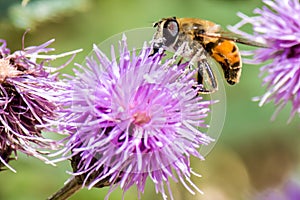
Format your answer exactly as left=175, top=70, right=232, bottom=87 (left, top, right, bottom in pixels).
left=210, top=40, right=242, bottom=85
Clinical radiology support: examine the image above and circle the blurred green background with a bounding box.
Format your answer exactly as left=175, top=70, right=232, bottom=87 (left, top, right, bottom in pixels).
left=0, top=0, right=299, bottom=199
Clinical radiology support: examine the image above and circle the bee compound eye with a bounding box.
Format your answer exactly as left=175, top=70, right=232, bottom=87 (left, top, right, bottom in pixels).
left=163, top=20, right=179, bottom=46
left=166, top=20, right=179, bottom=37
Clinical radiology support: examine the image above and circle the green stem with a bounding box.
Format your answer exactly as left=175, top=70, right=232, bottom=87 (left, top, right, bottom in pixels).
left=47, top=177, right=81, bottom=200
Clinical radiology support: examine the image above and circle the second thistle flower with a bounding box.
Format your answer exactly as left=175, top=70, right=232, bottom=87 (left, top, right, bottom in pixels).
left=0, top=38, right=80, bottom=172
left=229, top=0, right=300, bottom=122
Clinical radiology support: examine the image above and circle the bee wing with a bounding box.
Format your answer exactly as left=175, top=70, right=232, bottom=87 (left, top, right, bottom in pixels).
left=200, top=30, right=267, bottom=48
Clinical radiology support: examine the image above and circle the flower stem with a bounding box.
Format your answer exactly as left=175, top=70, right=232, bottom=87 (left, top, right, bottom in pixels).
left=47, top=177, right=82, bottom=200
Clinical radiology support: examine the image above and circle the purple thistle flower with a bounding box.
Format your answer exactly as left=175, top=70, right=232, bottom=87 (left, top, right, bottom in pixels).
left=228, top=0, right=300, bottom=122
left=55, top=35, right=214, bottom=200
left=0, top=37, right=81, bottom=172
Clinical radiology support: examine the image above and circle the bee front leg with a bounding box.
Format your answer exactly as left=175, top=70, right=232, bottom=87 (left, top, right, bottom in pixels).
left=188, top=47, right=206, bottom=70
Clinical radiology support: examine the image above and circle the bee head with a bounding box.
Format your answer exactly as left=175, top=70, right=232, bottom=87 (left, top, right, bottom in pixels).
left=151, top=17, right=179, bottom=56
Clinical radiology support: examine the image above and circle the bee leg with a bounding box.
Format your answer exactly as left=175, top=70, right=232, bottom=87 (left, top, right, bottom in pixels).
left=171, top=41, right=191, bottom=64
left=148, top=46, right=164, bottom=57
left=177, top=57, right=184, bottom=65
left=197, top=60, right=218, bottom=94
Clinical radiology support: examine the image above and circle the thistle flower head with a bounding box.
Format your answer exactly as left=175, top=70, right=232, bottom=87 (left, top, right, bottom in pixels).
left=0, top=37, right=80, bottom=172
left=228, top=0, right=300, bottom=122
left=56, top=35, right=214, bottom=199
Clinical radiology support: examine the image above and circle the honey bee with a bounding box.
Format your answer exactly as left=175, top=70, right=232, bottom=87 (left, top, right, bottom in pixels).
left=151, top=17, right=266, bottom=93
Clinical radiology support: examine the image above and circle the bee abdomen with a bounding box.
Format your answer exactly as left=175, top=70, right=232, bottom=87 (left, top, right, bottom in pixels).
left=208, top=40, right=242, bottom=85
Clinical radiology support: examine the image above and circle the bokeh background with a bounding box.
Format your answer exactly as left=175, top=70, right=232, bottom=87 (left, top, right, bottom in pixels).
left=0, top=0, right=299, bottom=199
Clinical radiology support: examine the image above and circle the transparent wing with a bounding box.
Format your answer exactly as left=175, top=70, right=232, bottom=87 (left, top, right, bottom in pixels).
left=198, top=30, right=267, bottom=48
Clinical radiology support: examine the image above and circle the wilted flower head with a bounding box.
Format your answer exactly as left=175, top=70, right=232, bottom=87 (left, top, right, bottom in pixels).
left=0, top=37, right=80, bottom=172
left=228, top=0, right=300, bottom=122
left=56, top=35, right=214, bottom=199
